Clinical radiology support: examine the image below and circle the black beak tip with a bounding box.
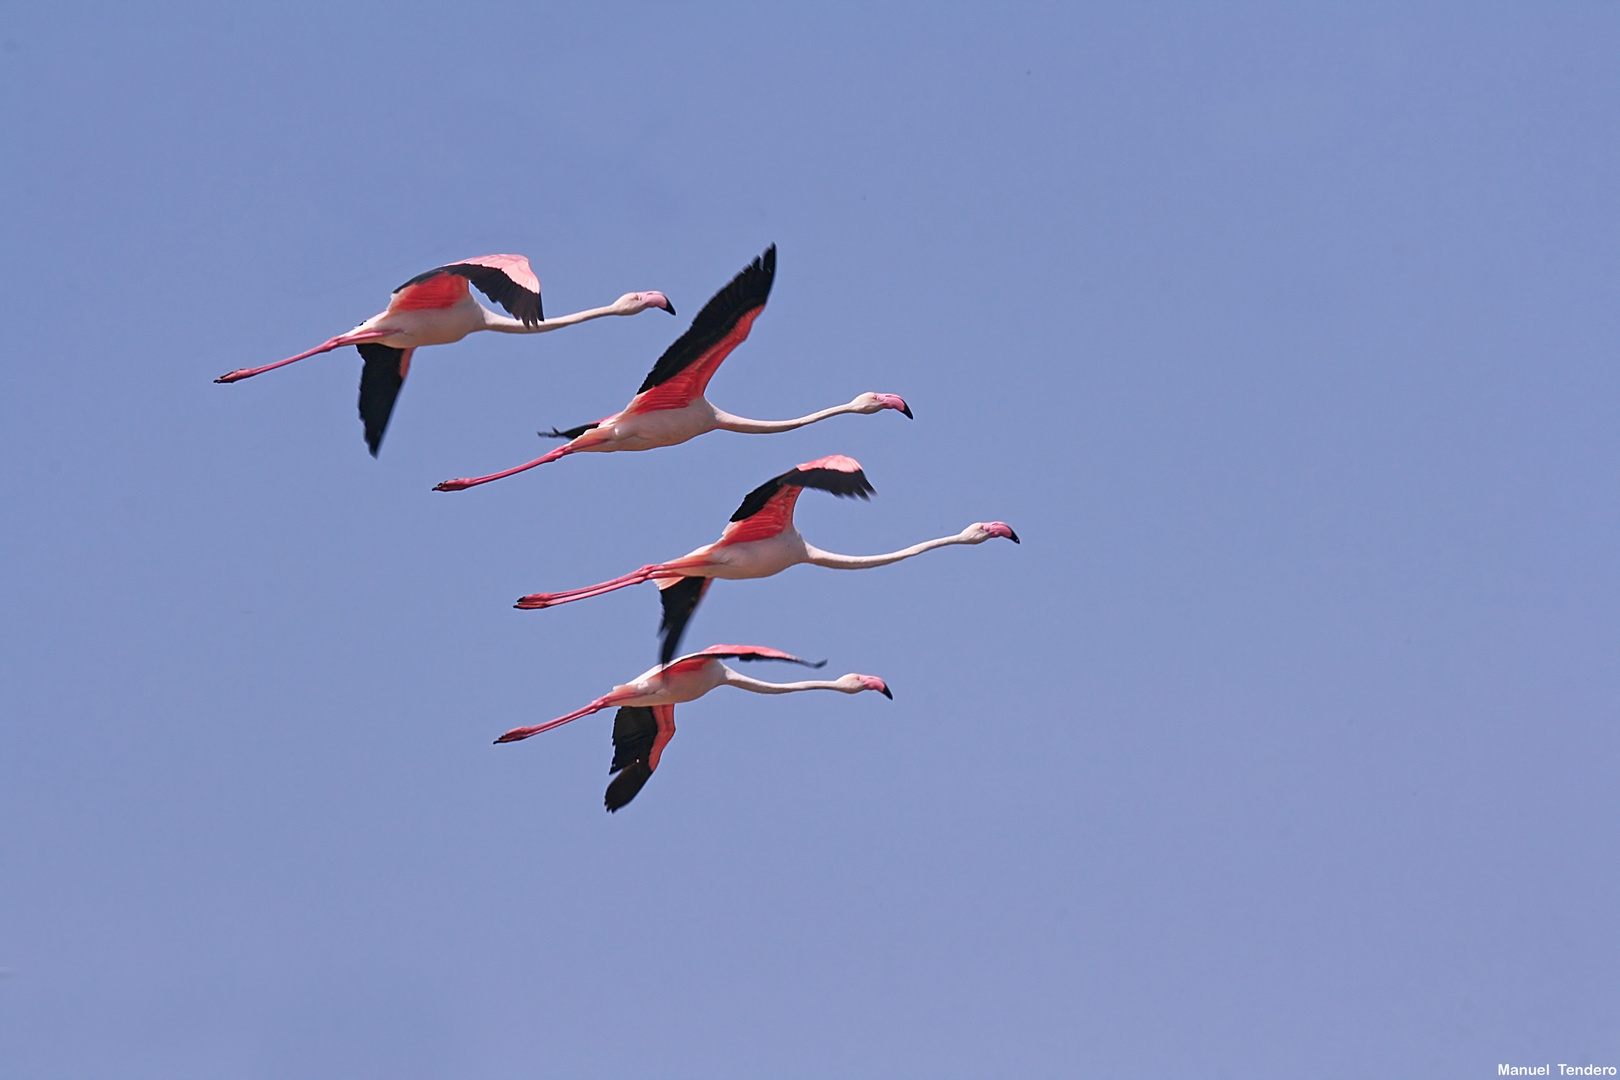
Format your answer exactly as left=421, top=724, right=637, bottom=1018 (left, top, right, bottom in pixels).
left=901, top=404, right=914, bottom=419
left=881, top=686, right=894, bottom=699
left=1008, top=530, right=1021, bottom=544
left=664, top=302, right=677, bottom=316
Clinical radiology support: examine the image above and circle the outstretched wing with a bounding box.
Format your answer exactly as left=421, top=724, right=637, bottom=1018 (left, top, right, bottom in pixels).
left=357, top=343, right=415, bottom=456
left=720, top=454, right=875, bottom=545
left=657, top=575, right=713, bottom=667
left=663, top=644, right=827, bottom=675
left=394, top=254, right=544, bottom=326
left=605, top=704, right=676, bottom=812
left=628, top=245, right=775, bottom=413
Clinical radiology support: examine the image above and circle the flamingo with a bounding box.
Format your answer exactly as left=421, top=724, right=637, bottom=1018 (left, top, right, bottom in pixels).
left=432, top=245, right=910, bottom=491
left=514, top=454, right=1019, bottom=664
left=214, top=254, right=675, bottom=455
left=494, top=644, right=892, bottom=811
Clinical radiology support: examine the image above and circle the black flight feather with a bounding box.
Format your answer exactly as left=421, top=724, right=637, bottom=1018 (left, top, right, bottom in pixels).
left=609, top=706, right=659, bottom=774
left=541, top=422, right=600, bottom=440
left=605, top=762, right=653, bottom=812
left=679, top=649, right=826, bottom=669
left=729, top=464, right=875, bottom=522
left=396, top=263, right=544, bottom=326
left=637, top=245, right=775, bottom=394
left=356, top=342, right=408, bottom=457
left=606, top=705, right=663, bottom=812
left=658, top=576, right=712, bottom=667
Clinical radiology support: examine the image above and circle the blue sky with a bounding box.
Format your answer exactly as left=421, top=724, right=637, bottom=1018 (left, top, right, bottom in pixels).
left=2, top=3, right=1617, bottom=1077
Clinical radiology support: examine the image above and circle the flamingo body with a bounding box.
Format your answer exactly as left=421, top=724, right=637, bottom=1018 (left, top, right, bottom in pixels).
left=433, top=246, right=912, bottom=491
left=492, top=644, right=891, bottom=812
left=513, top=455, right=1018, bottom=664
left=215, top=254, right=673, bottom=456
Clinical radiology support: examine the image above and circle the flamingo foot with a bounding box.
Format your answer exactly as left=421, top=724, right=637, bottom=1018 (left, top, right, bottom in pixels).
left=433, top=478, right=477, bottom=492
left=514, top=594, right=555, bottom=610
left=215, top=369, right=254, bottom=384
left=494, top=727, right=537, bottom=743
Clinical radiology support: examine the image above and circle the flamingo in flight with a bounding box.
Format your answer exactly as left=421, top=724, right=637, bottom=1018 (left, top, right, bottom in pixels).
left=214, top=254, right=675, bottom=456
left=514, top=454, right=1019, bottom=664
left=494, top=644, right=892, bottom=812
left=433, top=245, right=910, bottom=491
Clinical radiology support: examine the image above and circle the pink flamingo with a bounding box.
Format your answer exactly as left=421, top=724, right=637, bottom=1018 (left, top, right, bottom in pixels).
left=494, top=644, right=892, bottom=811
left=433, top=246, right=910, bottom=491
left=214, top=254, right=674, bottom=455
left=514, top=454, right=1019, bottom=664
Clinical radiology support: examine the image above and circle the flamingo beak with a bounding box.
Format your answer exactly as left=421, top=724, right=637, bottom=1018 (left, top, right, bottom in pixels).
left=880, top=684, right=894, bottom=699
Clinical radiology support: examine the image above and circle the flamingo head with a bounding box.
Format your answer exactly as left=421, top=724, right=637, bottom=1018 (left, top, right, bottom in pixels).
left=854, top=392, right=913, bottom=418
left=638, top=291, right=676, bottom=316
left=967, top=521, right=1020, bottom=544
left=837, top=673, right=893, bottom=698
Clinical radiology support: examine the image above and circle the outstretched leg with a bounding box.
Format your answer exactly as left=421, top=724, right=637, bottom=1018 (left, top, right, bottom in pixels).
left=435, top=424, right=615, bottom=492
left=494, top=692, right=629, bottom=743
left=514, top=558, right=708, bottom=610
left=434, top=445, right=571, bottom=491
left=215, top=329, right=395, bottom=383
left=514, top=565, right=663, bottom=609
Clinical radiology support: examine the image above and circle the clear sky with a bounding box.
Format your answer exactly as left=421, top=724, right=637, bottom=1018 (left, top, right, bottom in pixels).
left=2, top=3, right=1617, bottom=1077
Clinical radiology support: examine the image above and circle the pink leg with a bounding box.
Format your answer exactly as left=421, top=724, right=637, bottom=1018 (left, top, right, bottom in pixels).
left=513, top=564, right=665, bottom=610
left=495, top=694, right=625, bottom=743
left=513, top=555, right=716, bottom=609
left=433, top=445, right=571, bottom=492
left=214, top=330, right=395, bottom=383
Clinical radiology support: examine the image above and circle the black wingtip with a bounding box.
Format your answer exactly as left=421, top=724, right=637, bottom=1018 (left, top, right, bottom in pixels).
left=810, top=659, right=828, bottom=669
left=658, top=625, right=681, bottom=667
